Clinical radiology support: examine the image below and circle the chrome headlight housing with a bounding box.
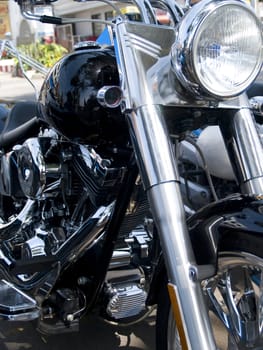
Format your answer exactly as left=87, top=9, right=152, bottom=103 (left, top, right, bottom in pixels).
left=171, top=0, right=263, bottom=99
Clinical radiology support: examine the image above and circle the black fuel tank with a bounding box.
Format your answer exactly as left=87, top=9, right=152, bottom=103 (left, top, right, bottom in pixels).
left=38, top=47, right=127, bottom=144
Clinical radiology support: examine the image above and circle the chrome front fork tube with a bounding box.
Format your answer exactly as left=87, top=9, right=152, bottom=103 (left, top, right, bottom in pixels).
left=220, top=94, right=263, bottom=195
left=127, top=104, right=217, bottom=350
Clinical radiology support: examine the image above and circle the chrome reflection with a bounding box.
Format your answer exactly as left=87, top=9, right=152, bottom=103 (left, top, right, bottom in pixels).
left=204, top=252, right=263, bottom=349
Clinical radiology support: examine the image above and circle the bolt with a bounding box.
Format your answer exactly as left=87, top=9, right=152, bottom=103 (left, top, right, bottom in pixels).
left=189, top=266, right=198, bottom=282
left=66, top=314, right=74, bottom=322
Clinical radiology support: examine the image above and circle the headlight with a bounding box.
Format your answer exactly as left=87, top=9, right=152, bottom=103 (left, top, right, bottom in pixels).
left=171, top=0, right=263, bottom=99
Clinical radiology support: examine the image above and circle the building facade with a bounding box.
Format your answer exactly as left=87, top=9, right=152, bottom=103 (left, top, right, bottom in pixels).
left=53, top=0, right=113, bottom=50
left=8, top=0, right=54, bottom=45
left=6, top=0, right=263, bottom=50
left=53, top=0, right=263, bottom=50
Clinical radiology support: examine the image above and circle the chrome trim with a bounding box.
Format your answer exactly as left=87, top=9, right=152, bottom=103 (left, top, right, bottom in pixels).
left=128, top=105, right=179, bottom=188
left=0, top=250, right=12, bottom=267
left=171, top=0, right=263, bottom=99
left=151, top=0, right=184, bottom=24
left=117, top=16, right=217, bottom=348
left=109, top=250, right=131, bottom=269
left=131, top=0, right=157, bottom=23
left=115, top=19, right=253, bottom=109
left=127, top=103, right=217, bottom=349
left=205, top=252, right=263, bottom=348
left=224, top=94, right=263, bottom=195
left=54, top=202, right=115, bottom=257
left=23, top=236, right=46, bottom=258
left=249, top=96, right=263, bottom=117
left=0, top=40, right=48, bottom=76
left=0, top=199, right=35, bottom=237
left=115, top=20, right=177, bottom=110
left=17, top=138, right=46, bottom=198
left=106, top=283, right=147, bottom=319
left=97, top=86, right=122, bottom=108
left=149, top=181, right=217, bottom=349
left=0, top=279, right=39, bottom=321
left=171, top=0, right=225, bottom=94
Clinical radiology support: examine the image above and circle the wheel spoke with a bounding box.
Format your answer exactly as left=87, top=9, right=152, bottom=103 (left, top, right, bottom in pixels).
left=226, top=267, right=258, bottom=345
left=205, top=253, right=263, bottom=349
left=157, top=250, right=263, bottom=350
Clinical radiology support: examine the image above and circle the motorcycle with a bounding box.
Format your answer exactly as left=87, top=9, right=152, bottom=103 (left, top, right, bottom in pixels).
left=0, top=0, right=263, bottom=348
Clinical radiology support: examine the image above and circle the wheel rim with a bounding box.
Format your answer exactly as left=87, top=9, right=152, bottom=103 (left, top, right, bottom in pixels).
left=206, top=251, right=263, bottom=350
left=167, top=251, right=263, bottom=350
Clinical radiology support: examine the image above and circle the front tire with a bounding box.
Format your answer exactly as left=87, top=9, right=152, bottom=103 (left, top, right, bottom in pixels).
left=156, top=231, right=263, bottom=350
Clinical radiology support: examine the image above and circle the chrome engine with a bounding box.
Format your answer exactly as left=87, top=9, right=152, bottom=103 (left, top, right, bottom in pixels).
left=15, top=133, right=126, bottom=202
left=105, top=277, right=147, bottom=319
left=0, top=128, right=126, bottom=240
left=0, top=129, right=153, bottom=328
left=103, top=226, right=152, bottom=321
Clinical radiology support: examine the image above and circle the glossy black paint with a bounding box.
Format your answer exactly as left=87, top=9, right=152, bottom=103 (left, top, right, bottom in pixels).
left=187, top=194, right=263, bottom=265
left=147, top=194, right=263, bottom=305
left=39, top=47, right=127, bottom=144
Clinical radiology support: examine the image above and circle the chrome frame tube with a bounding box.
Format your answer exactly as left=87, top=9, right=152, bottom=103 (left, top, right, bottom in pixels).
left=221, top=94, right=263, bottom=195
left=127, top=105, right=217, bottom=350
left=132, top=0, right=158, bottom=23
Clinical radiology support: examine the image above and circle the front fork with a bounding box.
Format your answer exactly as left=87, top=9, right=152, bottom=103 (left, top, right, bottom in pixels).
left=127, top=104, right=217, bottom=350
left=127, top=97, right=263, bottom=349
left=115, top=16, right=263, bottom=349
left=220, top=94, right=263, bottom=195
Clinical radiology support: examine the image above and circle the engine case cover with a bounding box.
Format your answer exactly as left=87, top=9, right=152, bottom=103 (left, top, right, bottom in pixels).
left=17, top=138, right=61, bottom=199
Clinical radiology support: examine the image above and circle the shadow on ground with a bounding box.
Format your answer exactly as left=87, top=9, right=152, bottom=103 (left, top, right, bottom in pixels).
left=0, top=311, right=156, bottom=350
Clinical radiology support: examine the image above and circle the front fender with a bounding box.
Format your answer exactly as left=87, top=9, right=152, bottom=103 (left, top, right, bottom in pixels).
left=147, top=194, right=263, bottom=305
left=188, top=194, right=263, bottom=264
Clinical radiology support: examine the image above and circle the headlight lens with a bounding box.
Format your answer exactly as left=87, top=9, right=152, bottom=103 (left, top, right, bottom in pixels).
left=172, top=0, right=263, bottom=99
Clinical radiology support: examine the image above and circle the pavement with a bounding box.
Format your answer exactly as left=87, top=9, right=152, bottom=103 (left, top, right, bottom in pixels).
left=0, top=309, right=156, bottom=350
left=0, top=71, right=44, bottom=104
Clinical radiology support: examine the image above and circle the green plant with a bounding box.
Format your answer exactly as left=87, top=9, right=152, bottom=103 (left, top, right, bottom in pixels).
left=17, top=42, right=68, bottom=68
